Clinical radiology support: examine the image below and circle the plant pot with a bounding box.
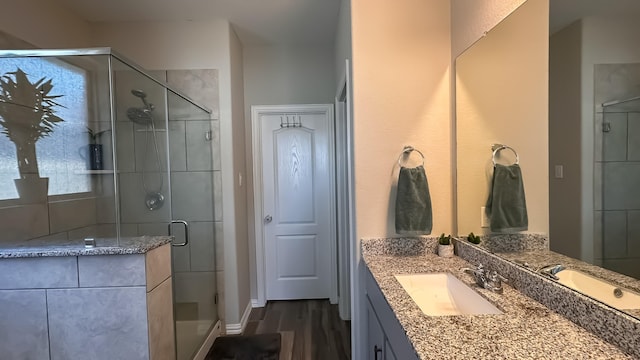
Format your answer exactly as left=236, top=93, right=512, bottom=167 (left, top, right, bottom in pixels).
left=437, top=244, right=454, bottom=258
left=14, top=177, right=49, bottom=204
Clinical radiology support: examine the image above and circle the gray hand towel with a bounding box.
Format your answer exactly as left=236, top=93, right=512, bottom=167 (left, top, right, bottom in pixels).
left=485, top=164, right=528, bottom=233
left=395, top=165, right=432, bottom=235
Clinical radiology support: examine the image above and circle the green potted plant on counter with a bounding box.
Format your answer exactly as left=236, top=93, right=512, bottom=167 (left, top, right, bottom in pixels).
left=467, top=232, right=481, bottom=244
left=437, top=233, right=454, bottom=257
left=0, top=68, right=64, bottom=203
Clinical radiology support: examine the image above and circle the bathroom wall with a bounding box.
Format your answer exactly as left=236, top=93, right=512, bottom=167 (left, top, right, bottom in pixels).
left=0, top=30, right=36, bottom=49
left=351, top=0, right=452, bottom=239
left=228, top=28, right=251, bottom=330
left=0, top=0, right=92, bottom=48
left=335, top=0, right=352, bottom=87
left=351, top=2, right=450, bottom=355
left=549, top=20, right=583, bottom=260
left=450, top=0, right=527, bottom=58
left=242, top=44, right=336, bottom=300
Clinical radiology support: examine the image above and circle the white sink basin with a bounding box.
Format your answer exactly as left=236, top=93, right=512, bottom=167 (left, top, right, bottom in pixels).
left=556, top=269, right=640, bottom=310
left=394, top=273, right=503, bottom=316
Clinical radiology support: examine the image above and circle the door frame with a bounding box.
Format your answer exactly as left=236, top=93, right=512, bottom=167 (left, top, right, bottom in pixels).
left=251, top=104, right=337, bottom=307
left=335, top=60, right=353, bottom=320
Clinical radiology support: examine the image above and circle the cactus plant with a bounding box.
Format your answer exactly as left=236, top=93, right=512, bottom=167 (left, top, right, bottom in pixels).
left=438, top=233, right=452, bottom=245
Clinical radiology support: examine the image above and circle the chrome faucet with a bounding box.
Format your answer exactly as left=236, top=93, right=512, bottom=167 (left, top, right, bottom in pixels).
left=462, top=263, right=507, bottom=294
left=538, top=264, right=565, bottom=280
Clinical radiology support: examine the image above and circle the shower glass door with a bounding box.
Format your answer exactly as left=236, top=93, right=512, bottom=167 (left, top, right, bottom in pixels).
left=600, top=99, right=640, bottom=280
left=112, top=59, right=218, bottom=359
left=167, top=90, right=218, bottom=360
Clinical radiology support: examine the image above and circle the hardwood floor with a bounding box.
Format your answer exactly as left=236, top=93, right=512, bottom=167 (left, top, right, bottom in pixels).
left=244, top=299, right=351, bottom=360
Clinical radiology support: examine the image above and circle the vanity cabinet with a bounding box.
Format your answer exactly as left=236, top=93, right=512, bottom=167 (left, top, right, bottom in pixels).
left=367, top=298, right=397, bottom=360
left=365, top=265, right=417, bottom=360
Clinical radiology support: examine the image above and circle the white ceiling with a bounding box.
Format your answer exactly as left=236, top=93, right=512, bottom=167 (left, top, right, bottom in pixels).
left=55, top=0, right=342, bottom=46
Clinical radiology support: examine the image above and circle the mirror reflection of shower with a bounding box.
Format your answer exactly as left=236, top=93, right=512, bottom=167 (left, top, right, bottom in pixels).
left=127, top=89, right=165, bottom=210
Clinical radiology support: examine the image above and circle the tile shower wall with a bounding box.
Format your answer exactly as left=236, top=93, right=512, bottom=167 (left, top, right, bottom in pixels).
left=595, top=64, right=640, bottom=279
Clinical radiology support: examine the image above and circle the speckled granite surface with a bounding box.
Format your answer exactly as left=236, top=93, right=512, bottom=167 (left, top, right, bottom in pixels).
left=496, top=250, right=640, bottom=296
left=362, top=237, right=637, bottom=359
left=0, top=236, right=171, bottom=258
left=464, top=234, right=640, bottom=320
left=456, top=240, right=640, bottom=358
left=475, top=233, right=549, bottom=253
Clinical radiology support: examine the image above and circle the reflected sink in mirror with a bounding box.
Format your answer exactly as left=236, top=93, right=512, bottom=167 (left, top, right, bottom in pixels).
left=556, top=269, right=640, bottom=310
left=394, top=273, right=503, bottom=316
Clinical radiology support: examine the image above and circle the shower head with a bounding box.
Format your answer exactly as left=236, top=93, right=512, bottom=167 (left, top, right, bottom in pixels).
left=131, top=89, right=152, bottom=110
left=126, top=107, right=153, bottom=125
left=131, top=89, right=147, bottom=99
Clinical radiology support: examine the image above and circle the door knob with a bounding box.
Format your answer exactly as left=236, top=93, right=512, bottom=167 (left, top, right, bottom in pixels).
left=264, top=215, right=273, bottom=223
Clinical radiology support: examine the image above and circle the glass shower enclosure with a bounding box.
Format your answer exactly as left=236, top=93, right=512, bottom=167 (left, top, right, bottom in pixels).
left=0, top=48, right=219, bottom=359
left=599, top=96, right=640, bottom=280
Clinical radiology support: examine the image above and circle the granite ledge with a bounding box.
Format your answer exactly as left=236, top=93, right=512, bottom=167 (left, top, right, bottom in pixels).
left=362, top=237, right=634, bottom=360
left=495, top=248, right=640, bottom=296
left=0, top=236, right=171, bottom=258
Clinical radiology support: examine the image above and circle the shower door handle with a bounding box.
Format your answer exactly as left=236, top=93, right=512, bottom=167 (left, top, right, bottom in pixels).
left=168, top=220, right=189, bottom=246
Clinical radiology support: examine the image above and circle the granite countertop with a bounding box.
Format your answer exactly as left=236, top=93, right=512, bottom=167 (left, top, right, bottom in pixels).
left=497, top=249, right=640, bottom=294
left=0, top=236, right=171, bottom=258
left=362, top=238, right=633, bottom=359
left=488, top=248, right=640, bottom=319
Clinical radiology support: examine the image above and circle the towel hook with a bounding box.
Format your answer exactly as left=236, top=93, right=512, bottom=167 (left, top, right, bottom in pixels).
left=397, top=145, right=425, bottom=167
left=491, top=144, right=519, bottom=166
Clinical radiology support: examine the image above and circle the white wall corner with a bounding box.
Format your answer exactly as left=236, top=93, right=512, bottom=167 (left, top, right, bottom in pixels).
left=224, top=301, right=252, bottom=335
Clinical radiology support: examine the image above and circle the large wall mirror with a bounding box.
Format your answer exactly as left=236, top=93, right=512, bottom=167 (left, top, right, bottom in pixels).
left=455, top=0, right=548, bottom=238
left=456, top=0, right=640, bottom=319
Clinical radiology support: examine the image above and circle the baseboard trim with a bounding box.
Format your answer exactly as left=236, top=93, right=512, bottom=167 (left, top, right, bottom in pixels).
left=225, top=301, right=252, bottom=335
left=192, top=320, right=222, bottom=360
left=251, top=298, right=265, bottom=308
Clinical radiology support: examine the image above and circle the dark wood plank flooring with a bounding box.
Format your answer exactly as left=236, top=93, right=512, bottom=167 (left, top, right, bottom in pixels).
left=244, top=299, right=351, bottom=360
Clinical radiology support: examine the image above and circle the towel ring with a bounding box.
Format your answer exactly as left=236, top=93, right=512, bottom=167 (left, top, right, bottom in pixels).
left=492, top=145, right=519, bottom=166
left=397, top=146, right=425, bottom=167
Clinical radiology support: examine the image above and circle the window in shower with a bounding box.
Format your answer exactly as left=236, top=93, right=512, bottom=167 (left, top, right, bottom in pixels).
left=0, top=57, right=91, bottom=200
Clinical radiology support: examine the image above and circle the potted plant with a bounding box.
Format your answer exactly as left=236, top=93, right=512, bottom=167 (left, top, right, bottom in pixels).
left=467, top=232, right=481, bottom=244
left=0, top=68, right=64, bottom=202
left=437, top=233, right=454, bottom=257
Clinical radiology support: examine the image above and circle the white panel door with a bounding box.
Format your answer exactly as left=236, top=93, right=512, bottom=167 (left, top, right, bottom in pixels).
left=261, top=110, right=332, bottom=300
